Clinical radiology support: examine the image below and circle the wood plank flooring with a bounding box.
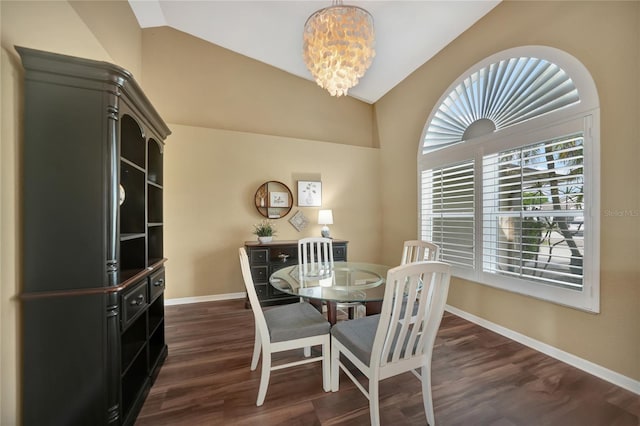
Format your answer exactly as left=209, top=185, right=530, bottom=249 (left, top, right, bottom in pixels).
left=136, top=300, right=639, bottom=425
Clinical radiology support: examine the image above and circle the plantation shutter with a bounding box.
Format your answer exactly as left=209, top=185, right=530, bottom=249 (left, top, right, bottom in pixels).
left=421, top=160, right=475, bottom=268
left=422, top=57, right=579, bottom=154
left=482, top=134, right=585, bottom=289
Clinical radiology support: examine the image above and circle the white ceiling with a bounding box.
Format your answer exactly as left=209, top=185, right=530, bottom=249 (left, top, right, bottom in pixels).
left=128, top=1, right=500, bottom=104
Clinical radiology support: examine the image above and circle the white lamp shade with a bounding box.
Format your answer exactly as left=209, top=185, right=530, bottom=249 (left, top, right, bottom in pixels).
left=318, top=209, right=333, bottom=225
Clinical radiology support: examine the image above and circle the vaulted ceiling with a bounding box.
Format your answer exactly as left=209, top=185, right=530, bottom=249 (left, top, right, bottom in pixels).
left=129, top=1, right=500, bottom=104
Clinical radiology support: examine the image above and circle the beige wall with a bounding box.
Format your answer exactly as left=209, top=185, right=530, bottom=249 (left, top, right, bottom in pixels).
left=164, top=125, right=382, bottom=300
left=139, top=26, right=382, bottom=300
left=69, top=0, right=143, bottom=78
left=376, top=0, right=640, bottom=381
left=141, top=27, right=375, bottom=148
left=1, top=47, right=22, bottom=426
left=2, top=1, right=109, bottom=66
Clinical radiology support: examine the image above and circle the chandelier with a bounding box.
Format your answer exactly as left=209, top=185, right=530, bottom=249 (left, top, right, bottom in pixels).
left=302, top=1, right=375, bottom=97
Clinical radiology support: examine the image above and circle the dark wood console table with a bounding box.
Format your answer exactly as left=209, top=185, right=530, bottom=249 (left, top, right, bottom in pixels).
left=244, top=239, right=348, bottom=307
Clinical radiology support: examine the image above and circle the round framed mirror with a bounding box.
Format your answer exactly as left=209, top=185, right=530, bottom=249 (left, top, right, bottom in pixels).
left=254, top=181, right=293, bottom=219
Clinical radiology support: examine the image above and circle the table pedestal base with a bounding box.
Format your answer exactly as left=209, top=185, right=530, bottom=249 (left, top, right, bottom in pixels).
left=323, top=301, right=382, bottom=326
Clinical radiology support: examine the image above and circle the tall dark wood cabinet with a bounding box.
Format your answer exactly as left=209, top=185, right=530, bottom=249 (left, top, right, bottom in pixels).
left=18, top=47, right=171, bottom=425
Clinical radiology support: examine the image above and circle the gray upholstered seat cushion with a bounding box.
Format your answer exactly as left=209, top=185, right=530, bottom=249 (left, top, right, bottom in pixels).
left=331, top=314, right=416, bottom=366
left=331, top=314, right=380, bottom=365
left=265, top=302, right=330, bottom=343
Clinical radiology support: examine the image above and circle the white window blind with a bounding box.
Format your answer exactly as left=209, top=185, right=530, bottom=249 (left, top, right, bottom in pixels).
left=482, top=134, right=585, bottom=289
left=422, top=56, right=579, bottom=154
left=421, top=160, right=475, bottom=269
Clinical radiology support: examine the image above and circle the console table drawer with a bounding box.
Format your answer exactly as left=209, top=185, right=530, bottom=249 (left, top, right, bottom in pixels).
left=251, top=265, right=269, bottom=283
left=250, top=248, right=268, bottom=264
left=269, top=246, right=297, bottom=263
left=333, top=245, right=347, bottom=261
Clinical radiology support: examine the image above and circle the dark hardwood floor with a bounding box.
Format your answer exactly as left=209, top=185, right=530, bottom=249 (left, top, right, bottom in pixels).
left=136, top=300, right=639, bottom=425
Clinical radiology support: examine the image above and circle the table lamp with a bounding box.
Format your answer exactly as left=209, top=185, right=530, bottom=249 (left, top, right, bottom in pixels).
left=318, top=209, right=333, bottom=238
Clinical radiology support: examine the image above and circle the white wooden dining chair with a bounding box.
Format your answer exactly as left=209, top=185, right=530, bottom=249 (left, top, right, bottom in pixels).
left=330, top=261, right=451, bottom=426
left=239, top=247, right=331, bottom=406
left=400, top=240, right=441, bottom=320
left=297, top=237, right=334, bottom=275
left=298, top=237, right=363, bottom=319
left=401, top=240, right=440, bottom=264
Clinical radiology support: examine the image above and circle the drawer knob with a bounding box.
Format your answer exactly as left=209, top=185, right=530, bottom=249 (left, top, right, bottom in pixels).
left=278, top=253, right=290, bottom=262
left=154, top=278, right=164, bottom=287
left=130, top=294, right=145, bottom=306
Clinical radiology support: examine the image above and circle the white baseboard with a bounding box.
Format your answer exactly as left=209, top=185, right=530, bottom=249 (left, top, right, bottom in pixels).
left=445, top=304, right=640, bottom=396
left=165, top=292, right=246, bottom=306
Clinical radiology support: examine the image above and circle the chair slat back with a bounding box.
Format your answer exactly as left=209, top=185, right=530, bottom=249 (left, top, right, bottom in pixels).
left=298, top=237, right=334, bottom=275
left=401, top=240, right=440, bottom=264
left=372, top=261, right=451, bottom=368
left=239, top=248, right=270, bottom=340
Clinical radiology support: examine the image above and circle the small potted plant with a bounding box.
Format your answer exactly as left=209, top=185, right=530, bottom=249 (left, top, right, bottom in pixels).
left=253, top=219, right=276, bottom=243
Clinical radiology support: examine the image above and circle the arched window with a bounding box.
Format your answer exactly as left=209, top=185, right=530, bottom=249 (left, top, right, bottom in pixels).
left=418, top=46, right=600, bottom=312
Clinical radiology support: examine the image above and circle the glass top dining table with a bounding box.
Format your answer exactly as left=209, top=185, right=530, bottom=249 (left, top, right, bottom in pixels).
left=269, top=261, right=391, bottom=325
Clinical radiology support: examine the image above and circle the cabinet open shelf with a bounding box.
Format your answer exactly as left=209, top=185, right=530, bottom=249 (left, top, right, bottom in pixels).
left=148, top=226, right=163, bottom=264
left=149, top=322, right=165, bottom=372
left=121, top=237, right=146, bottom=271
left=121, top=354, right=148, bottom=419
left=148, top=139, right=163, bottom=186
left=121, top=157, right=145, bottom=173
left=148, top=185, right=163, bottom=223
left=121, top=233, right=145, bottom=241
left=121, top=161, right=145, bottom=235
left=121, top=317, right=147, bottom=376
left=148, top=296, right=164, bottom=334
left=121, top=115, right=146, bottom=168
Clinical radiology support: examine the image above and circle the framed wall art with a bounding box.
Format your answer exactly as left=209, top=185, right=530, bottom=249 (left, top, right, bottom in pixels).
left=288, top=210, right=309, bottom=231
left=269, top=191, right=289, bottom=208
left=297, top=181, right=321, bottom=207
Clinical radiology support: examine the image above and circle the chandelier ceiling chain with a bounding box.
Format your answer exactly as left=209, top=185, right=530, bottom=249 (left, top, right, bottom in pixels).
left=302, top=0, right=376, bottom=97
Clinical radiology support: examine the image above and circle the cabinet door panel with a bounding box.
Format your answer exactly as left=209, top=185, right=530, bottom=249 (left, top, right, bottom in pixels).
left=23, top=84, right=107, bottom=292
left=22, top=295, right=107, bottom=425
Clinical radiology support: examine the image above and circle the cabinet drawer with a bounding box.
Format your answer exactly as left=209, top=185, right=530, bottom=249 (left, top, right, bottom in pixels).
left=122, top=279, right=148, bottom=330
left=269, top=284, right=297, bottom=300
left=255, top=284, right=268, bottom=300
left=251, top=265, right=269, bottom=283
left=269, top=262, right=296, bottom=275
left=270, top=246, right=297, bottom=263
left=333, top=245, right=347, bottom=261
left=149, top=269, right=165, bottom=303
left=249, top=248, right=268, bottom=265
